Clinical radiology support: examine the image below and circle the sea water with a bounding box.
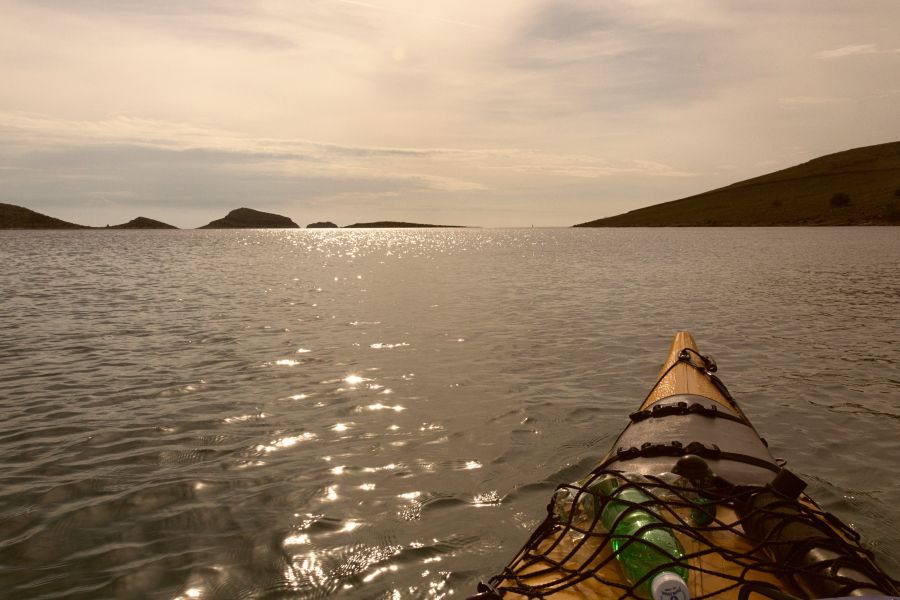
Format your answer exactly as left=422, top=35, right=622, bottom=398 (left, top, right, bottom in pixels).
left=1, top=227, right=898, bottom=599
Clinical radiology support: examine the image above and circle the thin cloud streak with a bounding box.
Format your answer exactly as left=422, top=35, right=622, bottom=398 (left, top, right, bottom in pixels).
left=777, top=96, right=847, bottom=108
left=817, top=44, right=900, bottom=59
left=329, top=0, right=489, bottom=30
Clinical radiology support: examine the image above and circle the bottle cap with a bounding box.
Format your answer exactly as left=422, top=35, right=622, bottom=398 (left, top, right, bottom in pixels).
left=650, top=572, right=690, bottom=600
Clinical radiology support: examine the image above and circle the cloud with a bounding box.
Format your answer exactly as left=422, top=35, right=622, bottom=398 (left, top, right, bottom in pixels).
left=817, top=44, right=900, bottom=59
left=777, top=96, right=847, bottom=108
left=502, top=1, right=738, bottom=111
left=330, top=0, right=488, bottom=30
left=0, top=110, right=690, bottom=182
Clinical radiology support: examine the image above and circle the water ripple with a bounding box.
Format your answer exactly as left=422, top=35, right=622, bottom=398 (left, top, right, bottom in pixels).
left=1, top=228, right=898, bottom=597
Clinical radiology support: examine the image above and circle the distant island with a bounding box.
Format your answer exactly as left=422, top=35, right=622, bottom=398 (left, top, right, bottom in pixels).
left=199, top=207, right=299, bottom=229
left=576, top=141, right=900, bottom=226
left=110, top=217, right=177, bottom=229
left=0, top=203, right=178, bottom=229
left=1, top=204, right=466, bottom=230
left=344, top=221, right=465, bottom=228
left=1, top=203, right=89, bottom=229
left=0, top=203, right=297, bottom=230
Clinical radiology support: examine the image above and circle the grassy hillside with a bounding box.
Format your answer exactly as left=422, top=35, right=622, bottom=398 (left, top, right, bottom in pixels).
left=576, top=141, right=900, bottom=226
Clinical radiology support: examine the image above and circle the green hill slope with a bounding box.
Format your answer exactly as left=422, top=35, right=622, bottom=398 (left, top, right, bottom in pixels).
left=576, top=141, right=900, bottom=226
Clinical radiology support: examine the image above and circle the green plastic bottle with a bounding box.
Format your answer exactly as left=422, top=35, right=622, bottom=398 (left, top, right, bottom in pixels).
left=593, top=475, right=690, bottom=600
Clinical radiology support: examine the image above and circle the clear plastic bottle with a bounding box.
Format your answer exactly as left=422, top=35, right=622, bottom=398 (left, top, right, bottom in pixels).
left=650, top=472, right=715, bottom=527
left=552, top=486, right=596, bottom=542
left=551, top=488, right=578, bottom=524
left=594, top=475, right=690, bottom=600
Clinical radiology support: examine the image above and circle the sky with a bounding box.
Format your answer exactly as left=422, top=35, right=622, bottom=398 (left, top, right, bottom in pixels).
left=1, top=1, right=899, bottom=228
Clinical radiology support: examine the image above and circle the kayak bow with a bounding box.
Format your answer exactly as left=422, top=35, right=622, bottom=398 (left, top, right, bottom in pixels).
left=473, top=332, right=898, bottom=600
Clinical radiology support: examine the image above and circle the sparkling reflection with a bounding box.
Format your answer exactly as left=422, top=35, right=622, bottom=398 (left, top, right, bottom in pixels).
left=341, top=520, right=362, bottom=532
left=473, top=491, right=502, bottom=506
left=294, top=552, right=329, bottom=592
left=324, top=485, right=339, bottom=501
left=255, top=432, right=316, bottom=453
left=284, top=533, right=311, bottom=546
left=224, top=412, right=266, bottom=423
left=283, top=540, right=406, bottom=595
left=362, top=564, right=398, bottom=583
left=365, top=402, right=405, bottom=412
left=364, top=463, right=401, bottom=473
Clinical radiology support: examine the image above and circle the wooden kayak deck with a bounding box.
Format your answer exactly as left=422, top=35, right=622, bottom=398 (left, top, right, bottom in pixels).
left=642, top=331, right=732, bottom=411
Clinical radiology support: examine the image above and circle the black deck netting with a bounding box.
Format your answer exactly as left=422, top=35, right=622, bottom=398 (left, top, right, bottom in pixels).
left=477, top=469, right=899, bottom=599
